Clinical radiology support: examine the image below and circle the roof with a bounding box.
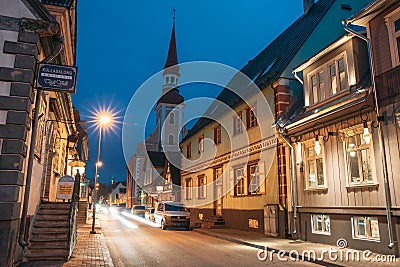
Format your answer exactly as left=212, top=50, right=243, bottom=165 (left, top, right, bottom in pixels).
left=182, top=0, right=335, bottom=142
left=164, top=22, right=180, bottom=75
left=157, top=88, right=184, bottom=105
left=41, top=0, right=74, bottom=8
left=147, top=151, right=166, bottom=167
left=347, top=0, right=399, bottom=26
left=277, top=70, right=372, bottom=133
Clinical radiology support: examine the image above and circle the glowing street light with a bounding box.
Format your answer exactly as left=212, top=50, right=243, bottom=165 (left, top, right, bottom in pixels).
left=90, top=111, right=113, bottom=234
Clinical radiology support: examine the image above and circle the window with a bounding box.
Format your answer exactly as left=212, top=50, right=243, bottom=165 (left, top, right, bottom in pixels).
left=234, top=167, right=245, bottom=196
left=186, top=143, right=191, bottom=159
left=35, top=94, right=46, bottom=157
left=168, top=135, right=174, bottom=145
left=233, top=111, right=243, bottom=135
left=246, top=104, right=257, bottom=129
left=185, top=178, right=192, bottom=200
left=169, top=112, right=175, bottom=124
left=352, top=217, right=380, bottom=241
left=198, top=135, right=204, bottom=154
left=247, top=164, right=261, bottom=195
left=386, top=8, right=400, bottom=67
left=214, top=125, right=221, bottom=144
left=304, top=139, right=326, bottom=189
left=308, top=54, right=348, bottom=105
left=198, top=175, right=205, bottom=199
left=343, top=127, right=374, bottom=185
left=311, top=215, right=331, bottom=235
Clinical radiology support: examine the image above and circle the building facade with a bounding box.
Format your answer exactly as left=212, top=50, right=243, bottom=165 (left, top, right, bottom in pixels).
left=0, top=0, right=85, bottom=265
left=180, top=0, right=371, bottom=235
left=276, top=0, right=400, bottom=256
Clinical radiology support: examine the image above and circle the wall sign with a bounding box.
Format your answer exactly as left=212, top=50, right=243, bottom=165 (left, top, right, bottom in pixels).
left=37, top=63, right=77, bottom=93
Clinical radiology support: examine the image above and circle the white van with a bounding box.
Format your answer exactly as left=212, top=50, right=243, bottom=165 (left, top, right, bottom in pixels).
left=154, top=202, right=190, bottom=230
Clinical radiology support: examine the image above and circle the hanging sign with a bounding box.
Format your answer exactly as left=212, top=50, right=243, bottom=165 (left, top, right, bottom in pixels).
left=56, top=175, right=75, bottom=200
left=37, top=63, right=77, bottom=93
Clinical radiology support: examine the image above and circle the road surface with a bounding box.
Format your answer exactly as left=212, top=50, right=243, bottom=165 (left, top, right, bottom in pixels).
left=99, top=208, right=318, bottom=267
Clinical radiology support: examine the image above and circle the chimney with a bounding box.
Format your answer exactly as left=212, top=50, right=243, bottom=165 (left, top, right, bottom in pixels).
left=303, top=0, right=314, bottom=14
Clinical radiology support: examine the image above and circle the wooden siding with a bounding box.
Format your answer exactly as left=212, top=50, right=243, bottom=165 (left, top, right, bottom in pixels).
left=368, top=6, right=395, bottom=75
left=295, top=112, right=394, bottom=210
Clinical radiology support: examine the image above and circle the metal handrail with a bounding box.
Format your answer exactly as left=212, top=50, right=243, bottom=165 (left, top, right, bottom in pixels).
left=67, top=174, right=80, bottom=258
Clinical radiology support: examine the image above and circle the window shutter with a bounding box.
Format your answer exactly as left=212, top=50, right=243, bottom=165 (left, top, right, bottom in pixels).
left=244, top=164, right=248, bottom=195
left=204, top=175, right=207, bottom=198
left=246, top=108, right=250, bottom=129
left=259, top=161, right=265, bottom=194
left=229, top=169, right=234, bottom=196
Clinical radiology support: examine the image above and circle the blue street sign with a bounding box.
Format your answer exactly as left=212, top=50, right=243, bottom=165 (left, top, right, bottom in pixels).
left=37, top=63, right=77, bottom=93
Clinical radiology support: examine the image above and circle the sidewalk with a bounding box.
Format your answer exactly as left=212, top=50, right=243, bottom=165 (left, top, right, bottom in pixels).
left=20, top=216, right=114, bottom=267
left=62, top=219, right=114, bottom=267
left=193, top=228, right=399, bottom=267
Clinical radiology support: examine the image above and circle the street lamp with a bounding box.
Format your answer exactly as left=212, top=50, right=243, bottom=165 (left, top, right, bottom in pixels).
left=90, top=113, right=112, bottom=234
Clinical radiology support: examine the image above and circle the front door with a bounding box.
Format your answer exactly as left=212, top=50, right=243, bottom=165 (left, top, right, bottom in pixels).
left=214, top=167, right=223, bottom=216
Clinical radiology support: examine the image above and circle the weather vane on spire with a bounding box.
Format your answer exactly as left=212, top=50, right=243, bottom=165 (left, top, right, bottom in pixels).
left=171, top=7, right=176, bottom=21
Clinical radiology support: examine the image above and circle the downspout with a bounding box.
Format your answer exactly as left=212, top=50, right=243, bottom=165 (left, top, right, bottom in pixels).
left=292, top=71, right=304, bottom=85
left=343, top=20, right=395, bottom=249
left=18, top=31, right=64, bottom=248
left=279, top=133, right=298, bottom=235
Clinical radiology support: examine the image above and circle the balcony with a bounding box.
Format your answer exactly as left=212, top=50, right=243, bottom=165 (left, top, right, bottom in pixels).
left=376, top=64, right=400, bottom=102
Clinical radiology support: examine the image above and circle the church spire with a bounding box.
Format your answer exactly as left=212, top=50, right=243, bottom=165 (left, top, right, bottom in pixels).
left=164, top=14, right=179, bottom=75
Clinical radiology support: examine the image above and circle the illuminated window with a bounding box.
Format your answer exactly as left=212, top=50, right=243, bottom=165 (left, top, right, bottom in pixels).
left=304, top=139, right=326, bottom=189
left=342, top=126, right=375, bottom=185
left=311, top=215, right=331, bottom=235
left=352, top=217, right=380, bottom=241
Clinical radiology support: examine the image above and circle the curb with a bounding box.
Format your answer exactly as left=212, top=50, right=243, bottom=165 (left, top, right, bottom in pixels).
left=193, top=228, right=344, bottom=267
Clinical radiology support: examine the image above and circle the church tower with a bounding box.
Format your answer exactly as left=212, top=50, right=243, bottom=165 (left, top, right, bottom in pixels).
left=155, top=17, right=185, bottom=152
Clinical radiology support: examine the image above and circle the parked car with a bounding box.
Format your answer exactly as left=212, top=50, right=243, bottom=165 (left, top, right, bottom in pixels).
left=131, top=205, right=146, bottom=217
left=145, top=208, right=155, bottom=222
left=154, top=202, right=190, bottom=230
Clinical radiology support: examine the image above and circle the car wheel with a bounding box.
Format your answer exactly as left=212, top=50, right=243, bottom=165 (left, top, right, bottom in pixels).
left=161, top=219, right=166, bottom=230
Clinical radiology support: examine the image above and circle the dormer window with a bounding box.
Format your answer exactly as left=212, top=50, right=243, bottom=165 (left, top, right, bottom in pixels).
left=385, top=7, right=400, bottom=67
left=307, top=53, right=348, bottom=105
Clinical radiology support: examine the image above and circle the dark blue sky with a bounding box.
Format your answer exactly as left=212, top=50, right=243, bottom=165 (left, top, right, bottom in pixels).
left=73, top=0, right=303, bottom=184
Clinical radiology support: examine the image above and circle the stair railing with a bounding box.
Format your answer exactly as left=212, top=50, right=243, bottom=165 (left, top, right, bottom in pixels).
left=67, top=173, right=81, bottom=258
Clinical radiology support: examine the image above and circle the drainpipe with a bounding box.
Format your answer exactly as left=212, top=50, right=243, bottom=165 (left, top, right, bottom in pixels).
left=279, top=133, right=298, bottom=235
left=343, top=20, right=395, bottom=249
left=18, top=31, right=64, bottom=248
left=292, top=71, right=304, bottom=85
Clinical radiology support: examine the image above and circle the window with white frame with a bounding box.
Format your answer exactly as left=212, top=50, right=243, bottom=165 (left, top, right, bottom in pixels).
left=248, top=164, right=260, bottom=194
left=234, top=167, right=245, bottom=196
left=198, top=135, right=204, bottom=154
left=304, top=139, right=326, bottom=189
left=233, top=111, right=243, bottom=135
left=185, top=178, right=192, bottom=200
left=343, top=127, right=374, bottom=185
left=214, top=124, right=221, bottom=145
left=198, top=175, right=205, bottom=199
left=308, top=54, right=349, bottom=105
left=311, top=214, right=331, bottom=235
left=352, top=217, right=380, bottom=241
left=386, top=8, right=400, bottom=67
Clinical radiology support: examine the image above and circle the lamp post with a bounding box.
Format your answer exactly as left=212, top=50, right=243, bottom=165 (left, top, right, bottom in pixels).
left=90, top=113, right=111, bottom=234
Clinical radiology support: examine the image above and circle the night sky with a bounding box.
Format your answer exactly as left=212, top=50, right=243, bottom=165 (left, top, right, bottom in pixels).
left=73, top=0, right=303, bottom=184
